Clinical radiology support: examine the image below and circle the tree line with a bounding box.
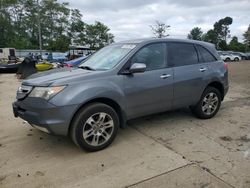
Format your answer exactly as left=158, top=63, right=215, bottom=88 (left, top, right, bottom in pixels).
left=187, top=17, right=250, bottom=52
left=151, top=17, right=250, bottom=52
left=0, top=0, right=114, bottom=51
left=1, top=1, right=250, bottom=53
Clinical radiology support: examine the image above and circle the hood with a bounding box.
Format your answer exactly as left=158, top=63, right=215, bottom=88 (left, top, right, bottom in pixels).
left=22, top=67, right=92, bottom=86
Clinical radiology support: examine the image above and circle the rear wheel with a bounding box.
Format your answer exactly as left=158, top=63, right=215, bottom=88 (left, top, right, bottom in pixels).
left=191, top=87, right=222, bottom=119
left=70, top=103, right=119, bottom=151
left=234, top=57, right=239, bottom=61
left=225, top=57, right=230, bottom=61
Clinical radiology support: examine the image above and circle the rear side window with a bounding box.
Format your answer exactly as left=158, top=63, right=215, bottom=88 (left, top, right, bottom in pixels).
left=0, top=49, right=3, bottom=53
left=167, top=43, right=198, bottom=67
left=196, top=45, right=217, bottom=63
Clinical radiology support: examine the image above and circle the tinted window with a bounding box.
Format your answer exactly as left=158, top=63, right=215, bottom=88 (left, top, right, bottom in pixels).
left=167, top=43, right=198, bottom=67
left=131, top=43, right=166, bottom=71
left=0, top=49, right=2, bottom=53
left=197, top=45, right=216, bottom=63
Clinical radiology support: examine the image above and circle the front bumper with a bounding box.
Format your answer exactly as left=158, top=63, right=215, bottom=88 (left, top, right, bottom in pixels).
left=13, top=97, right=78, bottom=136
left=224, top=85, right=229, bottom=97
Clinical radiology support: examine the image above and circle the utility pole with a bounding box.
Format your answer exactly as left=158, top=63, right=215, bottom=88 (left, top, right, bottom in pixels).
left=37, top=0, right=42, bottom=55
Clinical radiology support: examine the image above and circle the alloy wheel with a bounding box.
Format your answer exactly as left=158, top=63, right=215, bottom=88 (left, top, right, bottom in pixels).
left=82, top=112, right=114, bottom=146
left=201, top=92, right=219, bottom=115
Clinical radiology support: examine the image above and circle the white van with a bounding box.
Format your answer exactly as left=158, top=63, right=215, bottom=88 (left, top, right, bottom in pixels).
left=0, top=48, right=16, bottom=59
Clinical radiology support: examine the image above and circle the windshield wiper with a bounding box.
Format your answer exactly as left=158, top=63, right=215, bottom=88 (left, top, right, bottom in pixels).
left=78, top=66, right=95, bottom=71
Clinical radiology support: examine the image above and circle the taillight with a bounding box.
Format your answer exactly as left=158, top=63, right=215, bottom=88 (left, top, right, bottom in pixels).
left=224, top=62, right=228, bottom=70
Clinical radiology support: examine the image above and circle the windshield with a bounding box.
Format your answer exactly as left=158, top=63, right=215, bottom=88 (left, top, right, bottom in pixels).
left=79, top=44, right=136, bottom=70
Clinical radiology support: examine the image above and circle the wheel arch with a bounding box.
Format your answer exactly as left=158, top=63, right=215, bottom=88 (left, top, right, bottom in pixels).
left=68, top=97, right=126, bottom=136
left=206, top=81, right=225, bottom=100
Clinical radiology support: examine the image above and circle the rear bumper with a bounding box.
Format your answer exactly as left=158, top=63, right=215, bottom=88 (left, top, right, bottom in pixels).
left=13, top=98, right=78, bottom=136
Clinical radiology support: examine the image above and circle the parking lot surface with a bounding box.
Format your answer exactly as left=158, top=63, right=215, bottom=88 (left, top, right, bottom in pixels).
left=0, top=61, right=250, bottom=188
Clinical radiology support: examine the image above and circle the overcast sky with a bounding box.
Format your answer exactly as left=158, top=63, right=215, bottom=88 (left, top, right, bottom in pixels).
left=62, top=0, right=250, bottom=42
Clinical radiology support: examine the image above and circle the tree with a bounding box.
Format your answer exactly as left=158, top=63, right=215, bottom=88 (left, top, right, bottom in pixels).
left=69, top=9, right=85, bottom=45
left=9, top=0, right=28, bottom=48
left=39, top=0, right=70, bottom=49
left=187, top=27, right=203, bottom=40
left=22, top=0, right=40, bottom=48
left=83, top=21, right=114, bottom=50
left=203, top=17, right=233, bottom=50
left=150, top=21, right=170, bottom=38
left=213, top=16, right=233, bottom=42
left=229, top=36, right=246, bottom=52
left=243, top=25, right=250, bottom=51
left=0, top=0, right=17, bottom=47
left=218, top=40, right=228, bottom=51
left=47, top=35, right=71, bottom=52
left=0, top=0, right=115, bottom=51
left=203, top=29, right=218, bottom=45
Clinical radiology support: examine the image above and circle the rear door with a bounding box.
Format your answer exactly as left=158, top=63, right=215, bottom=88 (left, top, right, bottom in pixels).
left=123, top=43, right=174, bottom=119
left=196, top=44, right=221, bottom=89
left=167, top=42, right=208, bottom=109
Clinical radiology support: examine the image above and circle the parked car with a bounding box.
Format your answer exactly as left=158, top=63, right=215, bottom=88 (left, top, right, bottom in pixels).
left=245, top=52, right=250, bottom=60
left=13, top=38, right=229, bottom=151
left=230, top=52, right=247, bottom=60
left=63, top=55, right=90, bottom=67
left=218, top=52, right=241, bottom=61
left=46, top=52, right=68, bottom=63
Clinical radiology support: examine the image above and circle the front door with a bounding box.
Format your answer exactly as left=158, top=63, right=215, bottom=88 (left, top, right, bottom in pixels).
left=123, top=43, right=174, bottom=119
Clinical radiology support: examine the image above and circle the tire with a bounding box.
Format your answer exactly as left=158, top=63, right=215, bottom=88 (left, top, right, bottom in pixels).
left=225, top=57, right=230, bottom=62
left=70, top=103, right=119, bottom=151
left=191, top=87, right=222, bottom=119
left=234, top=57, right=239, bottom=61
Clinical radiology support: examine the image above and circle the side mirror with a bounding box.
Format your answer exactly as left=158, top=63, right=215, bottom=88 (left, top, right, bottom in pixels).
left=129, top=63, right=146, bottom=73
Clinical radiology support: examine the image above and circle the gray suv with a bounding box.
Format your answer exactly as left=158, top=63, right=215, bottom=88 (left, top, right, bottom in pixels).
left=13, top=38, right=229, bottom=151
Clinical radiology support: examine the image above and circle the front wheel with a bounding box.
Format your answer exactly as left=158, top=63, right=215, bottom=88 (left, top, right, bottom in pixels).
left=70, top=103, right=119, bottom=151
left=191, top=87, right=222, bottom=119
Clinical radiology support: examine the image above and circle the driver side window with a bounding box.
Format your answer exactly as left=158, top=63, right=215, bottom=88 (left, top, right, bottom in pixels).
left=131, top=43, right=166, bottom=71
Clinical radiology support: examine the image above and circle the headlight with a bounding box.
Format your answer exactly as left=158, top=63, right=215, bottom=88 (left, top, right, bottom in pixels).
left=29, top=86, right=66, bottom=100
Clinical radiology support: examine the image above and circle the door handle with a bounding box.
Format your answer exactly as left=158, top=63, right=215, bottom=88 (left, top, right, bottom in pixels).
left=199, top=68, right=207, bottom=72
left=160, top=74, right=171, bottom=79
